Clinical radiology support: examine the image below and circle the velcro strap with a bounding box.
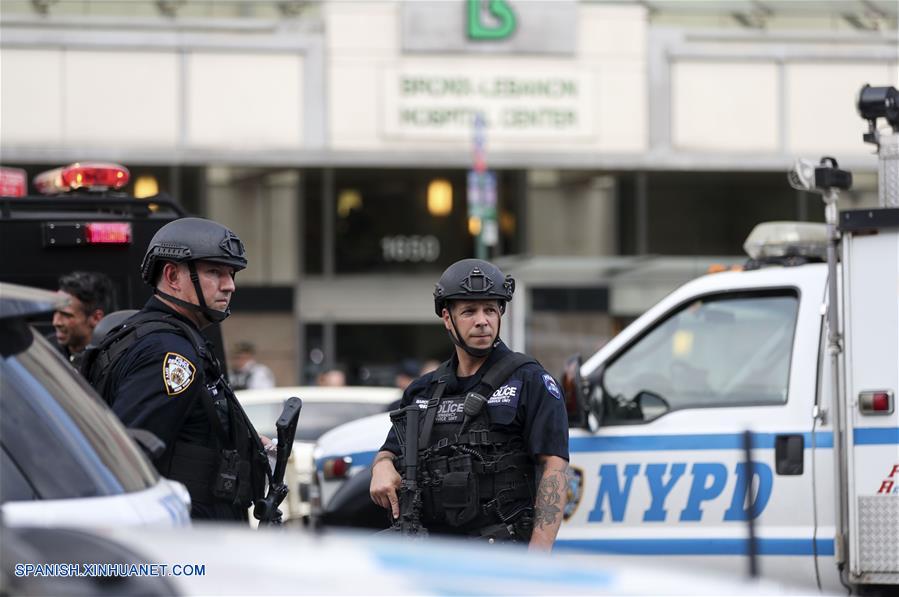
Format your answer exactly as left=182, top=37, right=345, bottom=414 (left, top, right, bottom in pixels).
left=473, top=452, right=532, bottom=475
left=477, top=352, right=537, bottom=396
left=458, top=430, right=515, bottom=446
left=419, top=360, right=452, bottom=451
left=478, top=476, right=532, bottom=503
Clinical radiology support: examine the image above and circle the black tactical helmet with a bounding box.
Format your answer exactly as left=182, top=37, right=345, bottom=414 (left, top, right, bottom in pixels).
left=140, top=217, right=247, bottom=285
left=434, top=259, right=515, bottom=358
left=433, top=259, right=515, bottom=316
left=140, top=217, right=246, bottom=324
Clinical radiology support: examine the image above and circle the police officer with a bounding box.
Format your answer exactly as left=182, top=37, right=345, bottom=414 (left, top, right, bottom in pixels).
left=370, top=259, right=570, bottom=550
left=88, top=217, right=269, bottom=521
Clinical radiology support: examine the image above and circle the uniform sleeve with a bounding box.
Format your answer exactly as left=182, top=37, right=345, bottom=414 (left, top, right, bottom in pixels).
left=110, top=332, right=204, bottom=452
left=522, top=368, right=570, bottom=460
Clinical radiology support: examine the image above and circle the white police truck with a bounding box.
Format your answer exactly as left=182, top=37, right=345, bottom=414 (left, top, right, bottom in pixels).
left=313, top=86, right=899, bottom=593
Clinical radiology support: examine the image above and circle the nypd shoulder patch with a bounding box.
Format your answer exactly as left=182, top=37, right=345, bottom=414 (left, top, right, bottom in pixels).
left=162, top=352, right=196, bottom=396
left=542, top=373, right=561, bottom=400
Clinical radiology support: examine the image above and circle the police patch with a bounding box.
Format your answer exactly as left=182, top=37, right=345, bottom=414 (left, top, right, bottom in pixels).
left=488, top=380, right=522, bottom=408
left=542, top=374, right=561, bottom=400
left=564, top=466, right=584, bottom=520
left=162, top=352, right=196, bottom=396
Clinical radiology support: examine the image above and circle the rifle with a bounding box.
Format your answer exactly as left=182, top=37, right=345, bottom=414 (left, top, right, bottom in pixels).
left=386, top=405, right=428, bottom=537
left=254, top=396, right=303, bottom=527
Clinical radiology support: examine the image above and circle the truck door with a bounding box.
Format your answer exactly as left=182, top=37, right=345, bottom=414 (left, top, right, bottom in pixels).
left=559, top=268, right=826, bottom=588
left=839, top=210, right=899, bottom=587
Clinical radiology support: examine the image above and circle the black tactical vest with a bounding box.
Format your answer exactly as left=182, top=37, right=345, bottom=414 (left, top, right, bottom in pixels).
left=82, top=310, right=269, bottom=515
left=409, top=352, right=537, bottom=535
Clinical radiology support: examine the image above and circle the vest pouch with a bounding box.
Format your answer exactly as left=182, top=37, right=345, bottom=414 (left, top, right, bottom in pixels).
left=441, top=454, right=480, bottom=527
left=441, top=471, right=480, bottom=527
left=212, top=449, right=241, bottom=503
left=422, top=455, right=447, bottom=522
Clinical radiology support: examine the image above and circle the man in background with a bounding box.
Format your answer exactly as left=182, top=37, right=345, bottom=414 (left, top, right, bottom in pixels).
left=317, top=368, right=346, bottom=387
left=50, top=271, right=115, bottom=368
left=230, top=341, right=276, bottom=390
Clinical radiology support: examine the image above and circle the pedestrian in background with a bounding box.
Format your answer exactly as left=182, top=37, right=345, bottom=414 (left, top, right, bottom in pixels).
left=394, top=358, right=421, bottom=391
left=50, top=271, right=114, bottom=368
left=317, top=368, right=347, bottom=387
left=230, top=341, right=276, bottom=390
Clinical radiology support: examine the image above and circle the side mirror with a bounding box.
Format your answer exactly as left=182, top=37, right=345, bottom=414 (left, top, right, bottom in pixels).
left=561, top=354, right=589, bottom=429
left=585, top=364, right=606, bottom=432
left=634, top=390, right=670, bottom=422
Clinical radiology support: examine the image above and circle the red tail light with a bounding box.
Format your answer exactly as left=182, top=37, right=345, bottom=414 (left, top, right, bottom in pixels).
left=323, top=456, right=352, bottom=480
left=859, top=391, right=894, bottom=415
left=86, top=223, right=132, bottom=244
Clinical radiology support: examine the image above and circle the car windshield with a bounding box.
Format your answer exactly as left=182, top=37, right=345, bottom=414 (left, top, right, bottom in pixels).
left=243, top=400, right=389, bottom=441
left=0, top=318, right=159, bottom=501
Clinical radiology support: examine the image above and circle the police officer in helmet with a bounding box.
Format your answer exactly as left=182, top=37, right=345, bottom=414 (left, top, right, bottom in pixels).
left=88, top=217, right=270, bottom=521
left=370, top=259, right=569, bottom=550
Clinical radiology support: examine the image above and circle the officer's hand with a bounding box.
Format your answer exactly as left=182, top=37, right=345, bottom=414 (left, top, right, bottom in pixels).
left=370, top=453, right=401, bottom=519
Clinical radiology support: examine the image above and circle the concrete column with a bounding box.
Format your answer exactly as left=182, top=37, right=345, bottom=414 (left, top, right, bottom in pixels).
left=525, top=170, right=618, bottom=257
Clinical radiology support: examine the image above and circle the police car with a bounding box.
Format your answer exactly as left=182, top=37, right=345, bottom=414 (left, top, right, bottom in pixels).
left=313, top=217, right=898, bottom=593
left=237, top=385, right=400, bottom=524
left=0, top=283, right=191, bottom=528
left=3, top=523, right=806, bottom=596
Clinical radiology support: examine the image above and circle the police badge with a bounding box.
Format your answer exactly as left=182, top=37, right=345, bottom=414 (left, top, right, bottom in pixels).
left=564, top=466, right=584, bottom=520
left=162, top=352, right=196, bottom=396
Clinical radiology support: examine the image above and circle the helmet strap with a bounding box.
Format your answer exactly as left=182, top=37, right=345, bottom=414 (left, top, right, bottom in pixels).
left=446, top=309, right=498, bottom=359
left=155, top=261, right=230, bottom=325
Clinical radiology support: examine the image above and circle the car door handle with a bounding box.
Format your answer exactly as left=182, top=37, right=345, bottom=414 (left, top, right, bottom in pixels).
left=774, top=434, right=804, bottom=475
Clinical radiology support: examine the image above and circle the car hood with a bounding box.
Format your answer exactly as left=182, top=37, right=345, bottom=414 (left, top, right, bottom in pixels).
left=313, top=412, right=392, bottom=463
left=6, top=524, right=809, bottom=596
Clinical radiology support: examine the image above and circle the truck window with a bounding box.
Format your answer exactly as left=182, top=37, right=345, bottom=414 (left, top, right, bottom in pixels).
left=602, top=292, right=798, bottom=423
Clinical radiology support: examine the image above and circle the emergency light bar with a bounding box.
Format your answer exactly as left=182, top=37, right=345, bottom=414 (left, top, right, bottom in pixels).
left=743, top=221, right=828, bottom=261
left=33, top=162, right=130, bottom=195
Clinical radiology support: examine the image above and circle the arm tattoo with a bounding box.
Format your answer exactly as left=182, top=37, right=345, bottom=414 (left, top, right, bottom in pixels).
left=534, top=467, right=567, bottom=530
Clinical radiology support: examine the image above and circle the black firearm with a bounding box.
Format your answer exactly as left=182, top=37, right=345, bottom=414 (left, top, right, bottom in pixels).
left=387, top=405, right=428, bottom=538
left=254, top=396, right=302, bottom=526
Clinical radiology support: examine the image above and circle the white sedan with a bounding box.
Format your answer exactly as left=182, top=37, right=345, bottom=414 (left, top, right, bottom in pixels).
left=0, top=283, right=191, bottom=529
left=237, top=386, right=400, bottom=524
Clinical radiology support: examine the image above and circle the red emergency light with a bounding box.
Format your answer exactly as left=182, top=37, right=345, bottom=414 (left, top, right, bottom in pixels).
left=34, top=162, right=130, bottom=195
left=0, top=167, right=28, bottom=197
left=85, top=222, right=132, bottom=244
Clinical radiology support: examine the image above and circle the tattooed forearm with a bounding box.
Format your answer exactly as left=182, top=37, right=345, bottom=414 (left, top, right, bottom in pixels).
left=534, top=467, right=567, bottom=530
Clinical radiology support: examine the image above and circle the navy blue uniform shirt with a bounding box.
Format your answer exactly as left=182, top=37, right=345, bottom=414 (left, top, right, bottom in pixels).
left=381, top=341, right=569, bottom=461
left=107, top=297, right=213, bottom=451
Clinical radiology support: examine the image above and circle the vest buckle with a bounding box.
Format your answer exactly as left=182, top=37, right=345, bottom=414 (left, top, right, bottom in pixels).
left=469, top=430, right=490, bottom=445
